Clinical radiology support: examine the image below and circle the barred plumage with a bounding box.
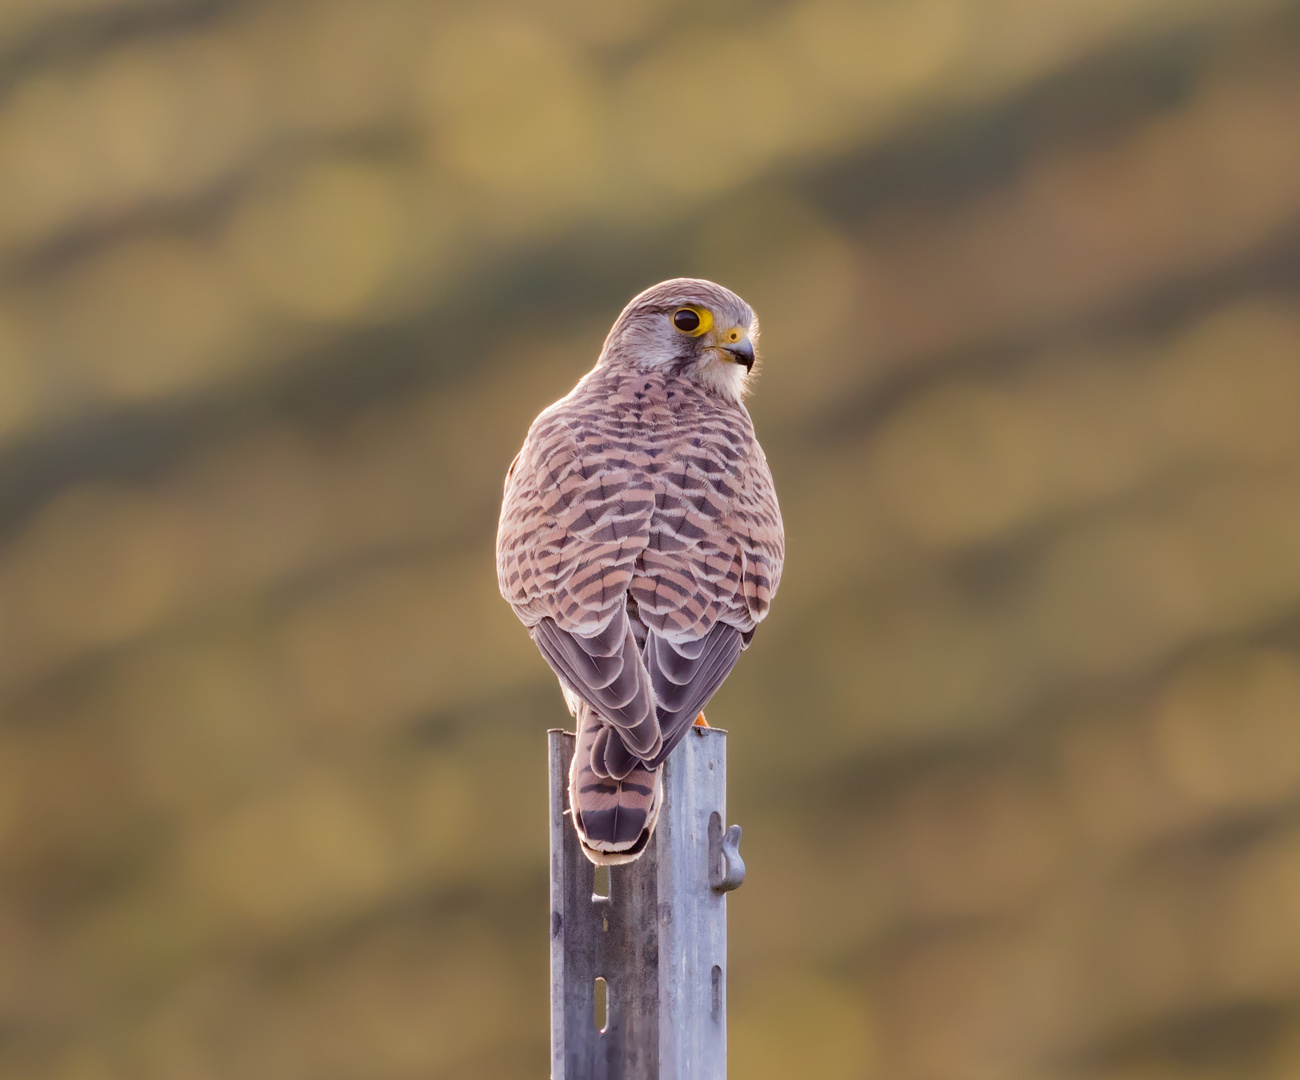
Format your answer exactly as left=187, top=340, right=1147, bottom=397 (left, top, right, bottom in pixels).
left=497, top=278, right=784, bottom=863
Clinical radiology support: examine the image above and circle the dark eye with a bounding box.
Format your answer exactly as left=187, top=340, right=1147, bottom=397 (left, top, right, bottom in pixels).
left=673, top=308, right=701, bottom=333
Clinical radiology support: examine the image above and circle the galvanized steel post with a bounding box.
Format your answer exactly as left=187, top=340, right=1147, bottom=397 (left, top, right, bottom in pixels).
left=548, top=726, right=744, bottom=1079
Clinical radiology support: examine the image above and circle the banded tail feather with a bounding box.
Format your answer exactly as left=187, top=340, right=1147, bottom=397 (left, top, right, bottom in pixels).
left=569, top=702, right=662, bottom=865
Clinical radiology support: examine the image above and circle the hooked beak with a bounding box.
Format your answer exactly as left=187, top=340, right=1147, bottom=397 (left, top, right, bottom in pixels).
left=721, top=336, right=755, bottom=371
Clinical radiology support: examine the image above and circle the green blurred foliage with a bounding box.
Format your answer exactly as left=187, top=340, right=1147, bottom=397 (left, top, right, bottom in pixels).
left=2, top=0, right=1300, bottom=1077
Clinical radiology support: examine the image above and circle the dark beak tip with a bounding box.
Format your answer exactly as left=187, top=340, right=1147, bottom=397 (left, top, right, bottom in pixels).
left=725, top=344, right=756, bottom=371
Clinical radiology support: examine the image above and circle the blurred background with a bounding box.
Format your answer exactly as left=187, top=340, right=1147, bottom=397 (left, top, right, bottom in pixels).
left=2, top=0, right=1300, bottom=1077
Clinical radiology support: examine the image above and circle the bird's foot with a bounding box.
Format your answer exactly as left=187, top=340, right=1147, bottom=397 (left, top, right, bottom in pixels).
left=693, top=713, right=709, bottom=727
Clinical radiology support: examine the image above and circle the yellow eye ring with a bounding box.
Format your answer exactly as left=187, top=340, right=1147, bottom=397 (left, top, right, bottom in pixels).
left=672, top=306, right=713, bottom=336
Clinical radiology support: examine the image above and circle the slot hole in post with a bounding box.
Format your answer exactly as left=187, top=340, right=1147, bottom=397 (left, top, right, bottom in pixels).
left=594, top=976, right=608, bottom=1033
left=711, top=965, right=722, bottom=1022
left=592, top=864, right=610, bottom=901
left=708, top=811, right=725, bottom=883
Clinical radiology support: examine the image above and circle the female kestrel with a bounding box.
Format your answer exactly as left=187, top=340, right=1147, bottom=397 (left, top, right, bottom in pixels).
left=497, top=279, right=784, bottom=864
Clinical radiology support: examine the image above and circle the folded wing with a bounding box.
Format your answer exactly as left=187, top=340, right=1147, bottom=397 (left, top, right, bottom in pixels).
left=531, top=609, right=660, bottom=772
left=642, top=622, right=744, bottom=768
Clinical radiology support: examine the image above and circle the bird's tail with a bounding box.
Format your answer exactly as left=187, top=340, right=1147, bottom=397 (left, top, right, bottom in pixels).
left=568, top=702, right=662, bottom=865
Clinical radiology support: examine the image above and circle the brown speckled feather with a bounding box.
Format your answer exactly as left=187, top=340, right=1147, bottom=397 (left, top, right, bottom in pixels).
left=498, top=364, right=781, bottom=637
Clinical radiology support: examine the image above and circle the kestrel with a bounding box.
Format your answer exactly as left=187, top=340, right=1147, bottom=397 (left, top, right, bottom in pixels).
left=497, top=279, right=784, bottom=864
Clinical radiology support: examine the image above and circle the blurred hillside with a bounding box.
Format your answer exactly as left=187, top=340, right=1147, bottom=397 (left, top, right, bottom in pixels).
left=3, top=1, right=1300, bottom=1077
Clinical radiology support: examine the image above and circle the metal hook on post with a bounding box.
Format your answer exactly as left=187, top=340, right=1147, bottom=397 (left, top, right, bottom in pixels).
left=708, top=812, right=745, bottom=893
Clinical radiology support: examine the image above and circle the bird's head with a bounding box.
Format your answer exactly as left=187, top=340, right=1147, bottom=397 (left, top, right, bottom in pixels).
left=597, top=277, right=759, bottom=400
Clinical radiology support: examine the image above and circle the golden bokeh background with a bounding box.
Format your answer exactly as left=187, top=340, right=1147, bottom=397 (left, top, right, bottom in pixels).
left=3, top=1, right=1300, bottom=1077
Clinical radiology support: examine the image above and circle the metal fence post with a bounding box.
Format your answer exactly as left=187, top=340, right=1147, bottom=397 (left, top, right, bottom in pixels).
left=549, top=726, right=744, bottom=1079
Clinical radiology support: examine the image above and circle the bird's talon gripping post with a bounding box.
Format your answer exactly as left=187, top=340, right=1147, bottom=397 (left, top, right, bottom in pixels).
left=693, top=713, right=709, bottom=727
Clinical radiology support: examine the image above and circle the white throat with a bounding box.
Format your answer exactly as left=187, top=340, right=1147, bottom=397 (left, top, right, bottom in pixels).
left=694, top=352, right=748, bottom=401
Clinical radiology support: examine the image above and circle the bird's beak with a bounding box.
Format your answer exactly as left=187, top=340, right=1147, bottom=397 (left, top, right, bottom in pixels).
left=721, top=334, right=755, bottom=371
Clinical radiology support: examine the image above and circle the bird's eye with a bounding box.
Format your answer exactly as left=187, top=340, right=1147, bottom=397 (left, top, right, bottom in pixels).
left=672, top=307, right=712, bottom=336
